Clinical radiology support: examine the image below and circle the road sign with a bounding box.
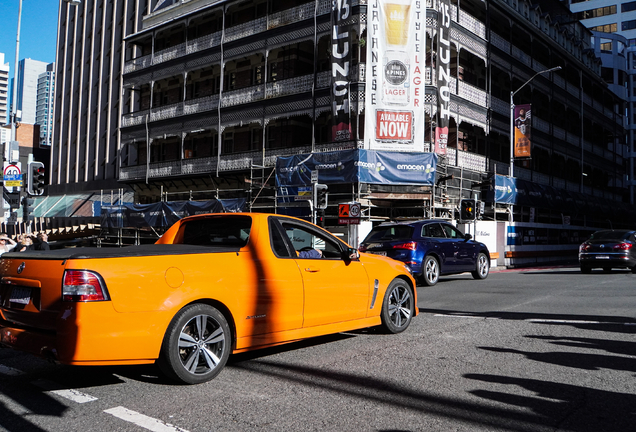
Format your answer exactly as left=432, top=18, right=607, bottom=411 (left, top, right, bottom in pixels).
left=311, top=170, right=319, bottom=183
left=3, top=162, right=23, bottom=188
left=296, top=186, right=312, bottom=201
left=338, top=202, right=361, bottom=225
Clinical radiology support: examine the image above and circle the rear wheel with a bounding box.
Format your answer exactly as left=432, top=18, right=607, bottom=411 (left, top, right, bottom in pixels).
left=158, top=303, right=231, bottom=385
left=580, top=265, right=592, bottom=274
left=421, top=255, right=440, bottom=286
left=380, top=279, right=414, bottom=334
left=632, top=266, right=636, bottom=274
left=471, top=252, right=490, bottom=280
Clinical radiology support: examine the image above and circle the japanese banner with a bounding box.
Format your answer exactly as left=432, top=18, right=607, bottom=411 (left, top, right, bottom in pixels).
left=365, top=0, right=425, bottom=151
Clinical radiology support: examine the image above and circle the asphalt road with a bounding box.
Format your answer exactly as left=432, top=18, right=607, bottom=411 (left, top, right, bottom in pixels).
left=0, top=266, right=634, bottom=432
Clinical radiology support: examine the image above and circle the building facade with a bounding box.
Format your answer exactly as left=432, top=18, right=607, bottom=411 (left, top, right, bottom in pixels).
left=35, top=63, right=56, bottom=146
left=0, top=53, right=9, bottom=128
left=15, top=58, right=50, bottom=125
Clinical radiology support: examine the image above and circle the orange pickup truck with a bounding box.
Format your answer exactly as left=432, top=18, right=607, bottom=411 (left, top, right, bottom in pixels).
left=0, top=213, right=416, bottom=384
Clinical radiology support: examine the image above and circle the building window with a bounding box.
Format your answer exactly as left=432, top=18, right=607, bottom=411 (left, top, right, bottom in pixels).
left=591, top=23, right=617, bottom=33
left=600, top=41, right=613, bottom=51
left=623, top=20, right=636, bottom=31
left=576, top=5, right=616, bottom=19
left=623, top=1, right=636, bottom=12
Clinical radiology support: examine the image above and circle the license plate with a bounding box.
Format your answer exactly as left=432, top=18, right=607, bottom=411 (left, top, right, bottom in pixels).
left=370, top=251, right=387, bottom=256
left=9, top=287, right=31, bottom=305
left=595, top=255, right=610, bottom=259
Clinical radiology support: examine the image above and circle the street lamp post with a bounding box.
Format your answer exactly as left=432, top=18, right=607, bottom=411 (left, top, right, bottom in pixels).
left=509, top=66, right=562, bottom=178
left=10, top=0, right=23, bottom=145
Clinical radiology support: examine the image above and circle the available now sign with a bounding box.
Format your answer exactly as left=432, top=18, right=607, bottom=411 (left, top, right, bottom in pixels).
left=375, top=110, right=412, bottom=142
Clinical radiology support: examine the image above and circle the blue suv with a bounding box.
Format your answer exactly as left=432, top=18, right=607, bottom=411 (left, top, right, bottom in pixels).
left=359, top=220, right=491, bottom=286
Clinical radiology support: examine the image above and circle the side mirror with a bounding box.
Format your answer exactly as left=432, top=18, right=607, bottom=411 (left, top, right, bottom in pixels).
left=344, top=247, right=360, bottom=261
left=464, top=233, right=472, bottom=241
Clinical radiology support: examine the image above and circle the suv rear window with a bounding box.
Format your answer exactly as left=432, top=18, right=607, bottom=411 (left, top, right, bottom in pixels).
left=364, top=225, right=414, bottom=242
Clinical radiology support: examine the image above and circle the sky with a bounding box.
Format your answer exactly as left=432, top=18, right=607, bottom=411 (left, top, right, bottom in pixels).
left=0, top=0, right=60, bottom=79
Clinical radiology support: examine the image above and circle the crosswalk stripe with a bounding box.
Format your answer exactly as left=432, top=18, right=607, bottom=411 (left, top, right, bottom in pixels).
left=105, top=406, right=189, bottom=432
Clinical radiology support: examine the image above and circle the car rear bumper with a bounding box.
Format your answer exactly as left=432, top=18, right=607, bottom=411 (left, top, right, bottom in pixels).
left=579, top=253, right=636, bottom=269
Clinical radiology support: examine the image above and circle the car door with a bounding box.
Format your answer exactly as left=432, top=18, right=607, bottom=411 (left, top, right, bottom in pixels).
left=275, top=219, right=370, bottom=328
left=441, top=223, right=475, bottom=271
left=422, top=222, right=457, bottom=271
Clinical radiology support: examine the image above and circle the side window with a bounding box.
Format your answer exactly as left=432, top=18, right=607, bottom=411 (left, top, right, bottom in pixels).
left=442, top=224, right=465, bottom=239
left=422, top=223, right=445, bottom=238
left=280, top=222, right=342, bottom=259
left=269, top=220, right=292, bottom=258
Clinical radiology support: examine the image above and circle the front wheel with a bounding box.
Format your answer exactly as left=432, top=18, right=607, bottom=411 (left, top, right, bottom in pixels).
left=158, top=303, right=231, bottom=385
left=421, top=255, right=440, bottom=286
left=380, top=279, right=414, bottom=334
left=471, top=252, right=490, bottom=280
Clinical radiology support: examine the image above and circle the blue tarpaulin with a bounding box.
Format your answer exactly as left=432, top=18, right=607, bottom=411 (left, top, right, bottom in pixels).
left=101, top=199, right=246, bottom=228
left=275, top=149, right=438, bottom=187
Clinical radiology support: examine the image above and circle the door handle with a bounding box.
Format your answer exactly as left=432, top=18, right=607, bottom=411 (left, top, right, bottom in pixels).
left=304, top=267, right=320, bottom=273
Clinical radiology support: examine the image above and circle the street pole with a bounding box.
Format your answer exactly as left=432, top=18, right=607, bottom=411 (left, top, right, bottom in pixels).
left=508, top=65, right=562, bottom=223
left=10, top=0, right=23, bottom=143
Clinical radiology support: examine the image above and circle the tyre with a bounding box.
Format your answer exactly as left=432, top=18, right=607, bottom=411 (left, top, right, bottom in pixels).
left=632, top=266, right=636, bottom=274
left=158, top=303, right=231, bottom=385
left=603, top=267, right=612, bottom=273
left=471, top=252, right=490, bottom=280
left=380, top=279, right=414, bottom=334
left=580, top=265, right=592, bottom=274
left=421, top=255, right=440, bottom=286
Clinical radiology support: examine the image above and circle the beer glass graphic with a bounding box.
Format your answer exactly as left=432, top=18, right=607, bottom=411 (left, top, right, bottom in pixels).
left=384, top=0, right=411, bottom=47
left=382, top=0, right=412, bottom=106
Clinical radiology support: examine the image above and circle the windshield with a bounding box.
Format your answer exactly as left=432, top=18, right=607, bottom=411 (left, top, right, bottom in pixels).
left=175, top=216, right=252, bottom=247
left=588, top=230, right=632, bottom=241
left=363, top=225, right=414, bottom=242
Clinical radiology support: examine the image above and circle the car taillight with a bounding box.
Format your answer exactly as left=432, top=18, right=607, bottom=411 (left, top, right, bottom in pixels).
left=614, top=242, right=633, bottom=251
left=580, top=243, right=591, bottom=252
left=393, top=241, right=417, bottom=250
left=359, top=245, right=367, bottom=252
left=62, top=270, right=109, bottom=302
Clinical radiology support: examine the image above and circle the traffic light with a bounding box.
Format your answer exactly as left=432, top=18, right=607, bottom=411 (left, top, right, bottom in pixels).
left=22, top=196, right=35, bottom=221
left=313, top=183, right=328, bottom=210
left=27, top=161, right=46, bottom=196
left=460, top=199, right=476, bottom=221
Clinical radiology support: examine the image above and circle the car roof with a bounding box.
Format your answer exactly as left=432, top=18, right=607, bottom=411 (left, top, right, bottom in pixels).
left=373, top=219, right=451, bottom=227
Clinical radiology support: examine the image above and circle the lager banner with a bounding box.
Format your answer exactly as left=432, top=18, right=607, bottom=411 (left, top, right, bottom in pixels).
left=365, top=0, right=425, bottom=151
left=514, top=104, right=532, bottom=158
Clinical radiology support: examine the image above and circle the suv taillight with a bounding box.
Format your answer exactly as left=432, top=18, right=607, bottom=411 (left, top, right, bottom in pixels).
left=393, top=241, right=417, bottom=250
left=580, top=243, right=591, bottom=252
left=62, top=270, right=109, bottom=302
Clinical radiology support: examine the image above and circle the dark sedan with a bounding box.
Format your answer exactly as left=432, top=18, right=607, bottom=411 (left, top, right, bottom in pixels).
left=579, top=229, right=636, bottom=273
left=359, top=220, right=491, bottom=286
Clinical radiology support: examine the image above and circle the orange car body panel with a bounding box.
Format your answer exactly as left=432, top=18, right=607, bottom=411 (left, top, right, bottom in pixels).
left=0, top=213, right=416, bottom=365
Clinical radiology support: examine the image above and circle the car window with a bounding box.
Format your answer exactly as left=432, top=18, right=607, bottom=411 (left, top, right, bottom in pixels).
left=422, top=223, right=445, bottom=238
left=441, top=224, right=465, bottom=239
left=589, top=230, right=632, bottom=241
left=269, top=220, right=292, bottom=258
left=280, top=222, right=342, bottom=259
left=364, top=225, right=414, bottom=242
left=176, top=216, right=251, bottom=246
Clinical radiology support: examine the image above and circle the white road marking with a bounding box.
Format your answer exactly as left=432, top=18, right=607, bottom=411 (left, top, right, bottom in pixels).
left=434, top=314, right=482, bottom=319
left=31, top=379, right=98, bottom=403
left=105, top=406, right=190, bottom=432
left=0, top=364, right=25, bottom=376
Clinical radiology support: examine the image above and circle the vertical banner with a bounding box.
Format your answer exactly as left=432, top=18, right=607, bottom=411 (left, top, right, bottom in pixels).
left=514, top=104, right=532, bottom=158
left=331, top=0, right=352, bottom=141
left=365, top=0, right=424, bottom=152
left=435, top=0, right=451, bottom=155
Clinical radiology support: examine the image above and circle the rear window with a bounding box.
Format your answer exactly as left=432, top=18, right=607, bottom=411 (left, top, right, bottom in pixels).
left=589, top=230, right=633, bottom=241
left=363, top=225, right=414, bottom=242
left=176, top=217, right=252, bottom=247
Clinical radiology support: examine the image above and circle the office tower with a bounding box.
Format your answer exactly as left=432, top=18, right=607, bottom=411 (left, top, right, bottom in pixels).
left=0, top=53, right=9, bottom=127
left=36, top=64, right=55, bottom=146
left=15, top=58, right=49, bottom=125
